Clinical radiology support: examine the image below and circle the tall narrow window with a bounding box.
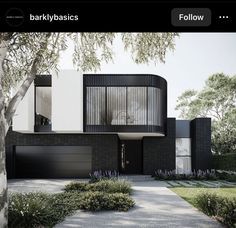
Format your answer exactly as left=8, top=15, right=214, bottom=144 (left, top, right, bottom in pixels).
left=127, top=87, right=146, bottom=125
left=86, top=87, right=105, bottom=125
left=176, top=138, right=191, bottom=174
left=107, top=87, right=126, bottom=125
left=35, top=87, right=52, bottom=128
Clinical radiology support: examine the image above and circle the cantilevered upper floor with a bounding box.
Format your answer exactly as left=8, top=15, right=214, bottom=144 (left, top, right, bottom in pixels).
left=84, top=74, right=167, bottom=138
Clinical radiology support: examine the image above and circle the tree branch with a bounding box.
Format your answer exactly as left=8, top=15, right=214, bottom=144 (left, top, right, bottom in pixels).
left=0, top=39, right=10, bottom=114
left=4, top=33, right=51, bottom=134
left=4, top=58, right=38, bottom=134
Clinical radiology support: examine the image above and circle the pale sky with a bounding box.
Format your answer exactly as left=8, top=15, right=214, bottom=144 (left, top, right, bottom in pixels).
left=58, top=33, right=236, bottom=118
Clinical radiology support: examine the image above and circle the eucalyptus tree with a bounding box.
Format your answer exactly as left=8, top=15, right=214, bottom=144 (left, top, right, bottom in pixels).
left=0, top=32, right=178, bottom=226
left=175, top=73, right=236, bottom=154
left=0, top=32, right=65, bottom=227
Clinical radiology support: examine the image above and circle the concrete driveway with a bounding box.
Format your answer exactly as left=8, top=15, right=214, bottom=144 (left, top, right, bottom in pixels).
left=8, top=180, right=222, bottom=228
left=8, top=179, right=78, bottom=193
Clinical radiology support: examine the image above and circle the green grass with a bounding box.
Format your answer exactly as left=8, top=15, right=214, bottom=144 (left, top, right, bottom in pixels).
left=170, top=187, right=236, bottom=207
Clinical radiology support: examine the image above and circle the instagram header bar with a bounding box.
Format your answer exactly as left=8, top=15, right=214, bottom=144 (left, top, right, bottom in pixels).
left=0, top=1, right=235, bottom=31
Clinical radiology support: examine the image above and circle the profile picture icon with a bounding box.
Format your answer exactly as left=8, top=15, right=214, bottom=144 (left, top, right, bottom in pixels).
left=5, top=8, right=24, bottom=27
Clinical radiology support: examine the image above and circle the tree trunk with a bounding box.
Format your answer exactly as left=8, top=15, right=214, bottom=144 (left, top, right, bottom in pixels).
left=0, top=39, right=8, bottom=114
left=0, top=59, right=38, bottom=227
left=5, top=59, right=37, bottom=133
left=0, top=38, right=8, bottom=228
left=0, top=33, right=50, bottom=226
left=0, top=110, right=7, bottom=228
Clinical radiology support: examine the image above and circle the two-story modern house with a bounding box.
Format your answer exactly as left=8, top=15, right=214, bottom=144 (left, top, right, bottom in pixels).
left=6, top=70, right=212, bottom=178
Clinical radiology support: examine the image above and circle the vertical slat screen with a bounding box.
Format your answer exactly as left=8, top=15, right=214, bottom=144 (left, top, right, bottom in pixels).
left=107, top=87, right=126, bottom=125
left=86, top=87, right=105, bottom=125
left=87, top=86, right=162, bottom=126
left=127, top=87, right=146, bottom=125
left=148, top=87, right=161, bottom=126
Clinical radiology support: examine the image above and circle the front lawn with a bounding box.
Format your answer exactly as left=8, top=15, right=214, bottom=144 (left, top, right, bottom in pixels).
left=171, top=187, right=236, bottom=227
left=171, top=187, right=236, bottom=207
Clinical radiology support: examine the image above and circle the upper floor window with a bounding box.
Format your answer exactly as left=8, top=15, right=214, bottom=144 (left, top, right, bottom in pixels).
left=86, top=86, right=162, bottom=126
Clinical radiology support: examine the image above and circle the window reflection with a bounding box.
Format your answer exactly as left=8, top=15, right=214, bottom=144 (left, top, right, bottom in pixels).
left=127, top=87, right=146, bottom=125
left=35, top=87, right=51, bottom=126
left=107, top=87, right=126, bottom=125
left=86, top=86, right=162, bottom=126
left=86, top=87, right=106, bottom=125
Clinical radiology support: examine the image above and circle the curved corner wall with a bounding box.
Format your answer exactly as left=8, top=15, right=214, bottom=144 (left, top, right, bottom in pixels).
left=84, top=74, right=167, bottom=135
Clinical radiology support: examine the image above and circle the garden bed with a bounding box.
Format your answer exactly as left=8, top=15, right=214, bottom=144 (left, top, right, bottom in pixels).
left=154, top=169, right=236, bottom=182
left=8, top=179, right=134, bottom=228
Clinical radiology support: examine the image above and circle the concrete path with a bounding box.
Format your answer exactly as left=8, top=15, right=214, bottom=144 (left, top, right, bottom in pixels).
left=8, top=179, right=87, bottom=193
left=55, top=181, right=222, bottom=228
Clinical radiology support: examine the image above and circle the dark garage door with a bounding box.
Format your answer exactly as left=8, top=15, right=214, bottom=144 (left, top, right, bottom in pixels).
left=15, top=146, right=92, bottom=178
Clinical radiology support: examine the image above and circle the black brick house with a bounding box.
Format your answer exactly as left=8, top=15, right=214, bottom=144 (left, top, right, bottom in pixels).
left=6, top=73, right=212, bottom=178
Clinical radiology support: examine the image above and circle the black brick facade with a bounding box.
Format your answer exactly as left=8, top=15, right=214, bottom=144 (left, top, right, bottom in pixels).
left=191, top=118, right=212, bottom=170
left=143, top=118, right=176, bottom=174
left=6, top=130, right=119, bottom=178
left=6, top=117, right=212, bottom=178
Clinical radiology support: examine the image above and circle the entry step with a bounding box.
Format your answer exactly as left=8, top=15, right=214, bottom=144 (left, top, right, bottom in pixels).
left=119, top=175, right=154, bottom=182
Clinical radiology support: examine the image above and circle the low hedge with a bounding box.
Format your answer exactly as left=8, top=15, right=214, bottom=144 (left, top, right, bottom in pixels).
left=195, top=192, right=236, bottom=227
left=216, top=170, right=236, bottom=182
left=9, top=182, right=134, bottom=227
left=8, top=192, right=75, bottom=228
left=79, top=191, right=135, bottom=211
left=154, top=169, right=236, bottom=182
left=89, top=170, right=119, bottom=183
left=154, top=170, right=218, bottom=181
left=64, top=179, right=132, bottom=194
left=213, top=153, right=236, bottom=171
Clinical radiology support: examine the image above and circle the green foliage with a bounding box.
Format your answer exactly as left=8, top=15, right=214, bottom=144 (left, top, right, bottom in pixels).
left=195, top=192, right=219, bottom=216
left=8, top=192, right=73, bottom=228
left=64, top=182, right=88, bottom=192
left=216, top=198, right=236, bottom=227
left=213, top=153, right=236, bottom=171
left=154, top=170, right=217, bottom=181
left=1, top=32, right=179, bottom=97
left=225, top=174, right=236, bottom=182
left=122, top=33, right=179, bottom=64
left=9, top=187, right=135, bottom=227
left=215, top=170, right=236, bottom=182
left=71, top=33, right=115, bottom=72
left=106, top=193, right=135, bottom=211
left=154, top=169, right=236, bottom=182
left=65, top=179, right=132, bottom=195
left=175, top=90, right=198, bottom=119
left=212, top=110, right=236, bottom=155
left=2, top=33, right=67, bottom=96
left=89, top=170, right=119, bottom=183
left=175, top=73, right=236, bottom=154
left=171, top=187, right=236, bottom=206
left=195, top=192, right=236, bottom=227
left=78, top=191, right=135, bottom=212
left=51, top=191, right=81, bottom=213
left=89, top=180, right=132, bottom=194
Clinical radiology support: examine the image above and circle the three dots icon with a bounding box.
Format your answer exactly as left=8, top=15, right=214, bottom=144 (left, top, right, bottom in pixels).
left=219, top=16, right=229, bottom=19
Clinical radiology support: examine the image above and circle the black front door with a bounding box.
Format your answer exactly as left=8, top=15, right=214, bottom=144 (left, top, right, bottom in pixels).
left=120, top=140, right=143, bottom=174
